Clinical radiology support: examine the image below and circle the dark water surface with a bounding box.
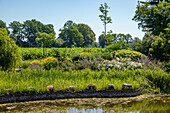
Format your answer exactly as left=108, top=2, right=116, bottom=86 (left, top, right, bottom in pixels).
left=0, top=95, right=170, bottom=113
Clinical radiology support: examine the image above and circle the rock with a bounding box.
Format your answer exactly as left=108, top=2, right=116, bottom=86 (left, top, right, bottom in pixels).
left=87, top=84, right=96, bottom=90
left=5, top=88, right=12, bottom=92
left=15, top=68, right=23, bottom=72
left=69, top=86, right=75, bottom=92
left=122, top=83, right=127, bottom=90
left=27, top=87, right=34, bottom=89
left=47, top=85, right=54, bottom=91
left=127, top=84, right=132, bottom=89
left=108, top=84, right=114, bottom=90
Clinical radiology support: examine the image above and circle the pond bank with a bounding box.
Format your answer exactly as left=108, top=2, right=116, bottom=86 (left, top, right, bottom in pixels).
left=0, top=94, right=169, bottom=112
left=0, top=88, right=142, bottom=104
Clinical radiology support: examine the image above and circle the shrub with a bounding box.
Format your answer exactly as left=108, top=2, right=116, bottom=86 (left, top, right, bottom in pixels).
left=115, top=49, right=145, bottom=60
left=20, top=60, right=31, bottom=69
left=0, top=28, right=21, bottom=71
left=105, top=40, right=129, bottom=52
left=45, top=60, right=58, bottom=70
left=101, top=52, right=113, bottom=60
left=98, top=58, right=143, bottom=70
left=71, top=52, right=92, bottom=62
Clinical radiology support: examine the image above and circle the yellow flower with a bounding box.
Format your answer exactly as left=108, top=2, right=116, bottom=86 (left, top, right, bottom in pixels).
left=30, top=60, right=41, bottom=65
left=41, top=57, right=58, bottom=65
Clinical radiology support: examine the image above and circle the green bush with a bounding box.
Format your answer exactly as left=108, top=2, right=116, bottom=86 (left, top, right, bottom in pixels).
left=115, top=49, right=145, bottom=60
left=105, top=40, right=129, bottom=52
left=45, top=60, right=58, bottom=70
left=0, top=28, right=21, bottom=71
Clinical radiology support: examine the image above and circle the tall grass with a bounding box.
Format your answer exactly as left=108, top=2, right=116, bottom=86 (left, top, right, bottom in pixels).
left=0, top=68, right=169, bottom=94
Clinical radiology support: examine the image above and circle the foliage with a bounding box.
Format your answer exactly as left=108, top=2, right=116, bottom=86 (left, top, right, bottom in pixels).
left=149, top=24, right=170, bottom=61
left=115, top=49, right=145, bottom=60
left=77, top=24, right=96, bottom=47
left=0, top=20, right=7, bottom=28
left=99, top=33, right=105, bottom=48
left=41, top=56, right=58, bottom=66
left=105, top=40, right=129, bottom=52
left=20, top=60, right=31, bottom=69
left=36, top=32, right=55, bottom=57
left=8, top=21, right=24, bottom=47
left=12, top=19, right=56, bottom=47
left=0, top=28, right=21, bottom=71
left=59, top=21, right=96, bottom=47
left=59, top=25, right=84, bottom=47
left=99, top=2, right=112, bottom=35
left=132, top=33, right=158, bottom=55
left=53, top=38, right=65, bottom=47
left=132, top=1, right=170, bottom=35
left=105, top=30, right=114, bottom=46
left=141, top=33, right=158, bottom=55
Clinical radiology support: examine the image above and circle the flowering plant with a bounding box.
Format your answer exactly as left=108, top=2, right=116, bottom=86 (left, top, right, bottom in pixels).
left=98, top=57, right=143, bottom=70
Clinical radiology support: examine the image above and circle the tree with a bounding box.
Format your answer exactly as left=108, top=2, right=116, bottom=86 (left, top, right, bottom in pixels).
left=132, top=38, right=143, bottom=52
left=9, top=21, right=24, bottom=47
left=117, top=33, right=126, bottom=41
left=125, top=34, right=133, bottom=43
left=149, top=23, right=170, bottom=61
left=53, top=38, right=65, bottom=47
left=105, top=30, right=114, bottom=46
left=58, top=21, right=96, bottom=47
left=63, top=20, right=76, bottom=29
left=36, top=32, right=55, bottom=57
left=23, top=19, right=55, bottom=47
left=133, top=37, right=140, bottom=42
left=99, top=3, right=112, bottom=36
left=58, top=25, right=84, bottom=47
left=0, top=20, right=7, bottom=28
left=142, top=33, right=158, bottom=55
left=0, top=28, right=21, bottom=71
left=77, top=24, right=96, bottom=47
left=132, top=1, right=170, bottom=35
left=99, top=33, right=105, bottom=48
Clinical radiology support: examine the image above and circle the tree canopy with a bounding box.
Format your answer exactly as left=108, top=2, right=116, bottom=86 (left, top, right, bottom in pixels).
left=132, top=1, right=170, bottom=35
left=58, top=21, right=96, bottom=47
left=8, top=19, right=55, bottom=47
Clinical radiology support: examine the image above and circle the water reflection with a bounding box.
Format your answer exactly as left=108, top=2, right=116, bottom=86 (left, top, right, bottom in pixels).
left=1, top=95, right=169, bottom=113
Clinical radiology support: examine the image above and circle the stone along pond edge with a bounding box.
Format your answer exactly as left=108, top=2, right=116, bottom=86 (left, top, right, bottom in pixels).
left=0, top=88, right=142, bottom=104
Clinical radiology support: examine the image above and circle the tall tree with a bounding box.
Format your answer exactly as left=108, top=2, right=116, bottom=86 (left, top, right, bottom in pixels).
left=59, top=21, right=96, bottom=47
left=58, top=25, right=84, bottom=47
left=9, top=21, right=24, bottom=47
left=99, top=3, right=112, bottom=36
left=77, top=24, right=96, bottom=47
left=132, top=1, right=170, bottom=35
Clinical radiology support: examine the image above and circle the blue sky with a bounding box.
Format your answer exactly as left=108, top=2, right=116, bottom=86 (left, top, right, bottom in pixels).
left=0, top=0, right=145, bottom=41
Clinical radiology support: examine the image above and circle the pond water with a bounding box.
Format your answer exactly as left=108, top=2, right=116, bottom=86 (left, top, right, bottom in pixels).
left=0, top=95, right=170, bottom=113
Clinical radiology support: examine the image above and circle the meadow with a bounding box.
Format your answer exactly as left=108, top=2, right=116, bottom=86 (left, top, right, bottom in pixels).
left=0, top=48, right=169, bottom=94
